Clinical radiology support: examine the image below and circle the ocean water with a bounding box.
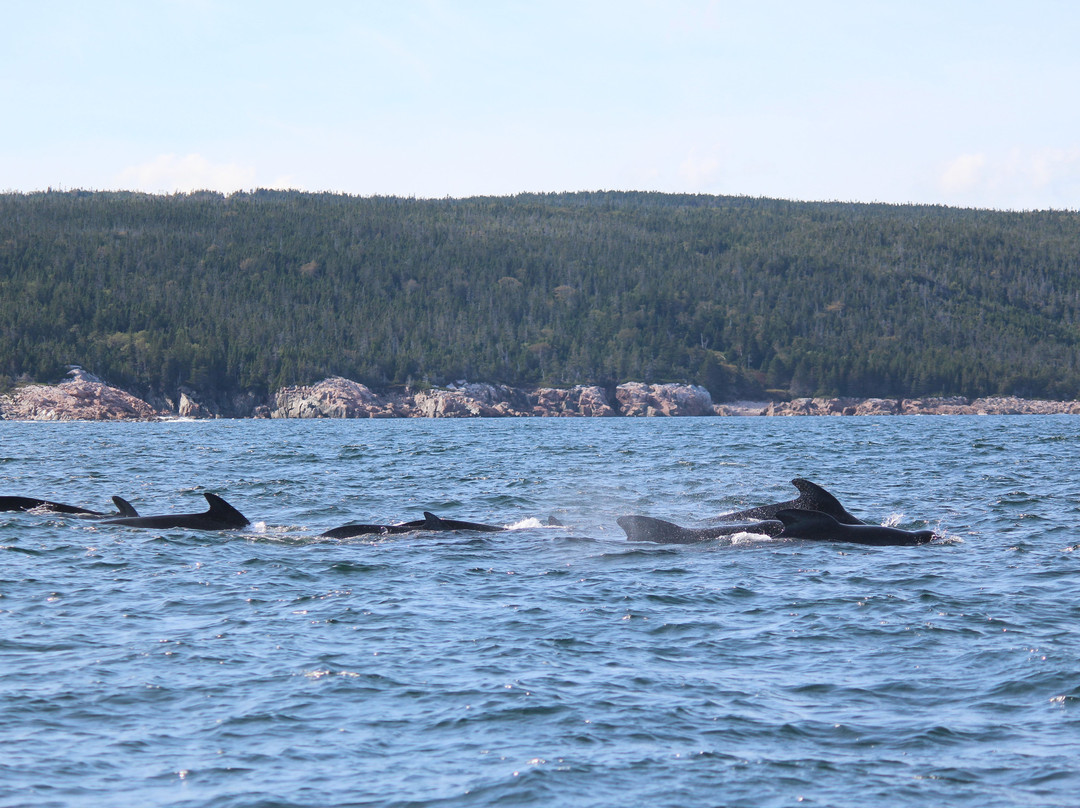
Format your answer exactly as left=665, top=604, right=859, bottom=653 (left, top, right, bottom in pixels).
left=1, top=416, right=1079, bottom=808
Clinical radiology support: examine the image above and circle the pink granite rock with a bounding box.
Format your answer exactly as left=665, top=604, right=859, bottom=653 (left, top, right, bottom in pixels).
left=615, top=383, right=713, bottom=416
left=0, top=370, right=162, bottom=421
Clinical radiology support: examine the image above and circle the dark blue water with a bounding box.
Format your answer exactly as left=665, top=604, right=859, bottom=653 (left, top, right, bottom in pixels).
left=2, top=416, right=1079, bottom=808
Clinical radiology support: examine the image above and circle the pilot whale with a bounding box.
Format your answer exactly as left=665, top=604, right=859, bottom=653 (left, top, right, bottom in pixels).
left=1, top=495, right=138, bottom=518
left=100, top=493, right=248, bottom=531
left=715, top=478, right=863, bottom=525
left=321, top=512, right=505, bottom=539
left=775, top=509, right=936, bottom=546
left=616, top=515, right=782, bottom=543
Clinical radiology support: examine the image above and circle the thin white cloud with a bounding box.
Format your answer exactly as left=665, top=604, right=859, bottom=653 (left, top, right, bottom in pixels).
left=940, top=153, right=987, bottom=194
left=940, top=148, right=1080, bottom=208
left=678, top=147, right=723, bottom=189
left=115, top=153, right=257, bottom=194
left=1026, top=146, right=1080, bottom=189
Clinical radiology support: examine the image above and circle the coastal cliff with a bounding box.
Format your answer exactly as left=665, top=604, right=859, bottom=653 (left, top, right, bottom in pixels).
left=4, top=372, right=1080, bottom=421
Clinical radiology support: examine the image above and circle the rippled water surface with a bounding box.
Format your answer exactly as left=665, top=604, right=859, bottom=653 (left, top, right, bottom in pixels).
left=2, top=416, right=1080, bottom=807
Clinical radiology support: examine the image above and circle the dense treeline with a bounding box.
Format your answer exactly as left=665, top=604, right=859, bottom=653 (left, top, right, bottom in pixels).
left=2, top=189, right=1080, bottom=401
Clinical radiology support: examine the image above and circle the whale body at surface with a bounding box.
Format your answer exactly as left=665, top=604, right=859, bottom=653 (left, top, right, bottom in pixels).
left=616, top=515, right=782, bottom=543
left=774, top=509, right=936, bottom=546
left=1, top=495, right=138, bottom=518
left=321, top=512, right=504, bottom=539
left=715, top=478, right=864, bottom=525
left=100, top=493, right=248, bottom=531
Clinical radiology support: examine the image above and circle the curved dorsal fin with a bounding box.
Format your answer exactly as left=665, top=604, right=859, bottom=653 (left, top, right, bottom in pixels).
left=790, top=479, right=863, bottom=524
left=111, top=496, right=138, bottom=517
left=616, top=515, right=683, bottom=542
left=422, top=511, right=446, bottom=529
left=203, top=493, right=250, bottom=526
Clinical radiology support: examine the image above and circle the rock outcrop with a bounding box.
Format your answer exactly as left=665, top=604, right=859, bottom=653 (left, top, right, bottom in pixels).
left=271, top=377, right=409, bottom=418
left=757, top=397, right=899, bottom=416
left=412, top=382, right=535, bottom=417
left=4, top=371, right=1080, bottom=420
left=0, top=368, right=163, bottom=421
left=405, top=383, right=617, bottom=417
left=530, top=385, right=616, bottom=417
left=725, top=395, right=1080, bottom=416
left=169, top=387, right=270, bottom=419
left=616, top=383, right=714, bottom=416
left=966, top=396, right=1080, bottom=415
left=271, top=380, right=618, bottom=418
left=897, top=397, right=976, bottom=415
left=178, top=391, right=211, bottom=418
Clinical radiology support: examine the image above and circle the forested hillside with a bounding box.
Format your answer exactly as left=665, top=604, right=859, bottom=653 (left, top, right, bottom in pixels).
left=2, top=189, right=1079, bottom=401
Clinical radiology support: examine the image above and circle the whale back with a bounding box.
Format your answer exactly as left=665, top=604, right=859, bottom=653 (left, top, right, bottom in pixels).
left=0, top=496, right=103, bottom=515
left=775, top=508, right=841, bottom=539
left=617, top=514, right=783, bottom=543
left=775, top=508, right=935, bottom=546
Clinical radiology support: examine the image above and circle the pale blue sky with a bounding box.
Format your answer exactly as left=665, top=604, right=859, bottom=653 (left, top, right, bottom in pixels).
left=3, top=0, right=1078, bottom=209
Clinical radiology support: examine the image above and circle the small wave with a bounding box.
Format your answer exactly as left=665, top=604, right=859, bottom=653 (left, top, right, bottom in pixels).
left=1, top=544, right=42, bottom=555
left=1050, top=693, right=1080, bottom=707
left=932, top=532, right=965, bottom=544
left=328, top=561, right=393, bottom=573
left=299, top=669, right=363, bottom=680
left=728, top=530, right=781, bottom=546
left=506, top=517, right=561, bottom=530
left=245, top=529, right=332, bottom=545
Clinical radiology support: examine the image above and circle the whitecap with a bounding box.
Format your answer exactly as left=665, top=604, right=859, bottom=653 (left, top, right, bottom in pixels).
left=506, top=517, right=560, bottom=530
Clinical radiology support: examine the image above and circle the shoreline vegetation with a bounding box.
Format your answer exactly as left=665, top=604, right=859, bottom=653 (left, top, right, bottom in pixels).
left=4, top=190, right=1080, bottom=407
left=2, top=370, right=1078, bottom=421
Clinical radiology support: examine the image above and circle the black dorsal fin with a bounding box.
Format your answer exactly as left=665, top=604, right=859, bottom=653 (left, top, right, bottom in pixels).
left=203, top=493, right=249, bottom=526
left=616, top=515, right=683, bottom=542
left=791, top=478, right=842, bottom=507
left=112, top=496, right=138, bottom=517
left=790, top=479, right=863, bottom=524
left=422, top=511, right=446, bottom=529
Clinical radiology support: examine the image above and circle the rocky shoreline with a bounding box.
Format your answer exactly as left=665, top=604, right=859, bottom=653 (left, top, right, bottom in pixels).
left=2, top=370, right=1079, bottom=421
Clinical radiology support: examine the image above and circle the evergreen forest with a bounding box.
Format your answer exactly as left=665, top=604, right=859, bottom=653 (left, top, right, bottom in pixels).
left=2, top=189, right=1080, bottom=402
